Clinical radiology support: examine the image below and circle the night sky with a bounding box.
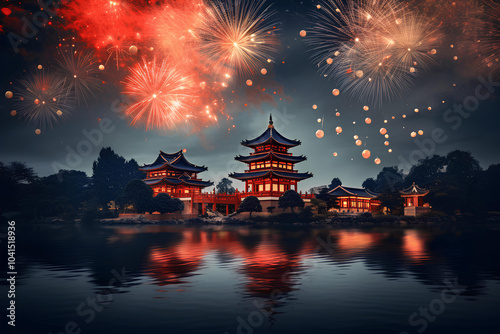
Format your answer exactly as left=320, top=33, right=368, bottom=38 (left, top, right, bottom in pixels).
left=1, top=0, right=499, bottom=192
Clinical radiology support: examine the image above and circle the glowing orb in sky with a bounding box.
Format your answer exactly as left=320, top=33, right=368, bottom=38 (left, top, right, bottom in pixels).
left=362, top=150, right=371, bottom=159
left=316, top=129, right=324, bottom=138
left=332, top=88, right=340, bottom=96
left=5, top=91, right=13, bottom=99
left=129, top=45, right=138, bottom=55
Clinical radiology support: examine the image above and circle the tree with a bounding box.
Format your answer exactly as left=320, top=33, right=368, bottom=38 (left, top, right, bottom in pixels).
left=172, top=198, right=185, bottom=213
left=404, top=155, right=447, bottom=187
left=238, top=196, right=262, bottom=218
left=311, top=198, right=328, bottom=216
left=362, top=178, right=377, bottom=191
left=153, top=193, right=175, bottom=214
left=315, top=187, right=339, bottom=210
left=446, top=150, right=482, bottom=184
left=122, top=179, right=153, bottom=214
left=328, top=178, right=342, bottom=190
left=377, top=189, right=404, bottom=215
left=278, top=190, right=305, bottom=213
left=216, top=178, right=235, bottom=194
left=375, top=167, right=404, bottom=192
left=0, top=162, right=41, bottom=218
left=92, top=148, right=145, bottom=210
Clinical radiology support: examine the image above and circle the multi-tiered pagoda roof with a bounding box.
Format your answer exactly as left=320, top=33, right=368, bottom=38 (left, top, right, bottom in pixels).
left=140, top=150, right=213, bottom=188
left=230, top=115, right=312, bottom=194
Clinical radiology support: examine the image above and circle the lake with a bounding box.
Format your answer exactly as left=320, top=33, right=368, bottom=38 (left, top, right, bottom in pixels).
left=1, top=223, right=500, bottom=334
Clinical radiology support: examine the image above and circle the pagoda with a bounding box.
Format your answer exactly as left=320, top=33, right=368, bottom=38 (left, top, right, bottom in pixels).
left=229, top=114, right=313, bottom=198
left=140, top=150, right=213, bottom=197
left=400, top=183, right=431, bottom=216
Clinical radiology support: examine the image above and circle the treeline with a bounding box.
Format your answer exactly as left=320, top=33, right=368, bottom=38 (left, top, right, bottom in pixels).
left=0, top=147, right=151, bottom=222
left=360, top=150, right=500, bottom=216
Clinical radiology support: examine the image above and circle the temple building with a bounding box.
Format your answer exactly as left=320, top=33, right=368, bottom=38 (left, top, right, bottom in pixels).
left=230, top=114, right=312, bottom=197
left=328, top=185, right=380, bottom=213
left=400, top=183, right=431, bottom=216
left=140, top=150, right=213, bottom=197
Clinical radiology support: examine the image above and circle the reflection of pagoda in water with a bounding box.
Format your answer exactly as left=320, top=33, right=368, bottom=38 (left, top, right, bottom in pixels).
left=144, top=229, right=314, bottom=296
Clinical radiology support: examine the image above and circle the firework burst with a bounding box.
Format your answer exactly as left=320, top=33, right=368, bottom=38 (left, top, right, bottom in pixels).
left=122, top=58, right=198, bottom=131
left=56, top=51, right=103, bottom=104
left=198, top=0, right=279, bottom=76
left=14, top=71, right=75, bottom=129
left=476, top=1, right=500, bottom=78
left=308, top=0, right=441, bottom=104
left=59, top=0, right=144, bottom=69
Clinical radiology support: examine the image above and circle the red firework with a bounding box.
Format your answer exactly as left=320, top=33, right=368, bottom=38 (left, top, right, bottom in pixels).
left=122, top=58, right=198, bottom=131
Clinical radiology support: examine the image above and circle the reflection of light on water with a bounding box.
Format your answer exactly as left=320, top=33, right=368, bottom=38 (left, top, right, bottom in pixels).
left=337, top=231, right=374, bottom=251
left=403, top=230, right=429, bottom=263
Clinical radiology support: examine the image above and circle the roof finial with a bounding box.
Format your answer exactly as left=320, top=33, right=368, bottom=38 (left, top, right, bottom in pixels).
left=268, top=113, right=274, bottom=128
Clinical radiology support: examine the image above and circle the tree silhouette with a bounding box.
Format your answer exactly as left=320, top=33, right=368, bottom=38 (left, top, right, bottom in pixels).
left=216, top=178, right=235, bottom=194
left=328, top=178, right=342, bottom=190
left=279, top=190, right=305, bottom=213
left=122, top=179, right=153, bottom=214
left=92, top=148, right=144, bottom=209
left=238, top=196, right=262, bottom=218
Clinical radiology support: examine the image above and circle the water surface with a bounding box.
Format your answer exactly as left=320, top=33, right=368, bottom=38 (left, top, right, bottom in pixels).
left=1, top=223, right=500, bottom=334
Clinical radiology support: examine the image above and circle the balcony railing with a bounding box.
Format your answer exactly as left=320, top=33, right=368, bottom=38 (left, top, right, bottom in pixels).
left=168, top=190, right=314, bottom=200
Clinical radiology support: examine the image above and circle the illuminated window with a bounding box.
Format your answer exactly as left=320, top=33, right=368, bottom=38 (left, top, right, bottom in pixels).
left=343, top=201, right=347, bottom=207
left=279, top=184, right=285, bottom=192
left=258, top=184, right=263, bottom=192
left=265, top=183, right=271, bottom=191
left=273, top=184, right=278, bottom=191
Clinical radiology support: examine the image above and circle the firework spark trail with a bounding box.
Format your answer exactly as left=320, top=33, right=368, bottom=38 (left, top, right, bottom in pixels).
left=14, top=71, right=75, bottom=129
left=198, top=0, right=279, bottom=77
left=56, top=51, right=103, bottom=104
left=308, top=0, right=441, bottom=104
left=476, top=0, right=500, bottom=78
left=122, top=58, right=198, bottom=131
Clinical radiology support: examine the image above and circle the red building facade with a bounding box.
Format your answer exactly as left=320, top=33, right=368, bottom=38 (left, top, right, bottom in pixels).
left=229, top=115, right=313, bottom=198
left=400, top=183, right=431, bottom=216
left=327, top=185, right=381, bottom=213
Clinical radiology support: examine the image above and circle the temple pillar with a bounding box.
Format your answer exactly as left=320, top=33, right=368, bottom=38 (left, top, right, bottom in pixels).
left=226, top=205, right=229, bottom=216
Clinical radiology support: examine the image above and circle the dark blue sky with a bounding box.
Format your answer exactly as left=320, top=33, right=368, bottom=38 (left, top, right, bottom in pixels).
left=1, top=0, right=499, bottom=191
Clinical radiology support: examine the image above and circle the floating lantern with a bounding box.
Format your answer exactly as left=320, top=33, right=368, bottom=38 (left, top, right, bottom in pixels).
left=316, top=129, right=324, bottom=138
left=129, top=45, right=138, bottom=55
left=362, top=150, right=371, bottom=159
